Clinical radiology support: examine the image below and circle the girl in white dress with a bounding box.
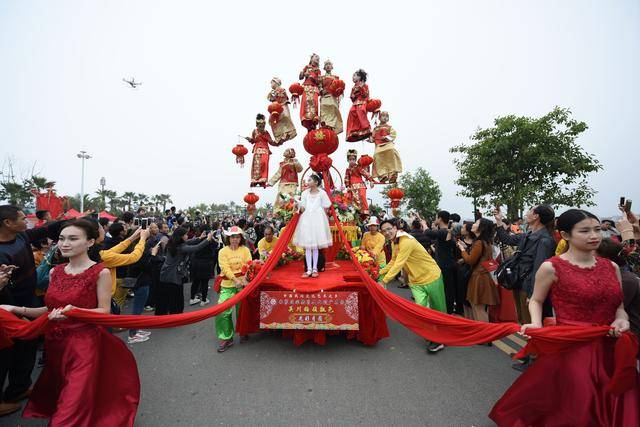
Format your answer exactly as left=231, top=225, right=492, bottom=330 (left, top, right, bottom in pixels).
left=293, top=173, right=333, bottom=277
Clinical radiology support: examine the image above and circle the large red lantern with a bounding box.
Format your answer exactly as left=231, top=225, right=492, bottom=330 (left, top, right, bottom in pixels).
left=303, top=128, right=339, bottom=156
left=328, top=79, right=345, bottom=97
left=358, top=154, right=373, bottom=169
left=268, top=102, right=283, bottom=123
left=387, top=188, right=404, bottom=210
left=244, top=192, right=260, bottom=215
left=232, top=144, right=249, bottom=168
left=366, top=99, right=382, bottom=113
left=289, top=83, right=304, bottom=97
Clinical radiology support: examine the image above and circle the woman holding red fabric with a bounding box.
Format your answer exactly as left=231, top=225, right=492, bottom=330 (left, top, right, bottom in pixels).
left=0, top=219, right=139, bottom=426
left=490, top=209, right=639, bottom=426
left=346, top=69, right=372, bottom=142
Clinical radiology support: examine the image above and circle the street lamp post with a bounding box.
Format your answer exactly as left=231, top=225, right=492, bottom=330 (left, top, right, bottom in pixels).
left=100, top=177, right=106, bottom=210
left=77, top=151, right=92, bottom=212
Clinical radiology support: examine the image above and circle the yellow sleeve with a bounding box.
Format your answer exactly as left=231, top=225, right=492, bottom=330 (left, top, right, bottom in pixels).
left=218, top=249, right=235, bottom=280
left=100, top=237, right=146, bottom=268
left=257, top=238, right=266, bottom=252
left=106, top=239, right=132, bottom=255
left=382, top=238, right=412, bottom=284
left=379, top=243, right=397, bottom=278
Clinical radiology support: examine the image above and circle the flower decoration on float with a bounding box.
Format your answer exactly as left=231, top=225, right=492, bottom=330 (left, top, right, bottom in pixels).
left=232, top=144, right=249, bottom=168
left=354, top=248, right=380, bottom=281
left=244, top=192, right=260, bottom=215
left=241, top=259, right=264, bottom=282
left=274, top=192, right=298, bottom=223
left=331, top=189, right=358, bottom=224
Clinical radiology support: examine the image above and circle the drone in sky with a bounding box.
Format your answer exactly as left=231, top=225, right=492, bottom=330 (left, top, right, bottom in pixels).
left=122, top=77, right=142, bottom=89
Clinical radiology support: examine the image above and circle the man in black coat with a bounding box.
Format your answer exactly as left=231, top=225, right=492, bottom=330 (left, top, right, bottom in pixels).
left=0, top=205, right=67, bottom=415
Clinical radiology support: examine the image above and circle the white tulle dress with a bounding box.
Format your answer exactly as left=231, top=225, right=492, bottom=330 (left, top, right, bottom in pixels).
left=292, top=189, right=333, bottom=250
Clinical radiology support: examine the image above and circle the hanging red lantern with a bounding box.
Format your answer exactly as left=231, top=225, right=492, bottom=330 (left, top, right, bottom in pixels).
left=267, top=102, right=283, bottom=123
left=289, top=83, right=304, bottom=97
left=232, top=144, right=249, bottom=168
left=387, top=188, right=404, bottom=209
left=358, top=154, right=374, bottom=169
left=303, top=128, right=339, bottom=156
left=244, top=192, right=260, bottom=215
left=366, top=99, right=382, bottom=113
left=328, top=79, right=345, bottom=97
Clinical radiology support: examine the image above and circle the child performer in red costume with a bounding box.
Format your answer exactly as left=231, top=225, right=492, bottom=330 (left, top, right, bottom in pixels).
left=345, top=149, right=374, bottom=216
left=245, top=114, right=277, bottom=188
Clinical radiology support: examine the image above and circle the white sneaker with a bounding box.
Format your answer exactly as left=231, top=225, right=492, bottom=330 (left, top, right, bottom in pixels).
left=200, top=299, right=211, bottom=307
left=137, top=330, right=152, bottom=337
left=189, top=297, right=202, bottom=306
left=144, top=306, right=154, bottom=312
left=128, top=334, right=150, bottom=344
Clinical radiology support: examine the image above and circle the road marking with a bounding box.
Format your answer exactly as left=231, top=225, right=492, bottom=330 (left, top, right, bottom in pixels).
left=508, top=333, right=527, bottom=347
left=492, top=339, right=518, bottom=356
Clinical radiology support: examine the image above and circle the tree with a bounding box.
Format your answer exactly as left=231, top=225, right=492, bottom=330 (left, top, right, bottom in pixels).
left=121, top=192, right=136, bottom=211
left=382, top=168, right=442, bottom=218
left=69, top=194, right=100, bottom=212
left=95, top=189, right=116, bottom=211
left=450, top=107, right=601, bottom=220
left=27, top=175, right=55, bottom=191
left=0, top=182, right=32, bottom=206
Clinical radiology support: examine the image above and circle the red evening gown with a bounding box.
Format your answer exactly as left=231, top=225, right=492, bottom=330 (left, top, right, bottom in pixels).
left=490, top=256, right=640, bottom=427
left=23, top=263, right=140, bottom=427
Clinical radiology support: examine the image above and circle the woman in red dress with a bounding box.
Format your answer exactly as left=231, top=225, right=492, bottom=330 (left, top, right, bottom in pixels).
left=0, top=219, right=139, bottom=426
left=346, top=69, right=371, bottom=142
left=490, top=209, right=639, bottom=426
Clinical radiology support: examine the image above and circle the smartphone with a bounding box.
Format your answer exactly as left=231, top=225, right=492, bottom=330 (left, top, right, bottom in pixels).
left=141, top=218, right=149, bottom=229
left=625, top=199, right=633, bottom=213
left=90, top=212, right=99, bottom=220
left=448, top=220, right=453, bottom=229
left=134, top=218, right=140, bottom=226
left=620, top=196, right=626, bottom=207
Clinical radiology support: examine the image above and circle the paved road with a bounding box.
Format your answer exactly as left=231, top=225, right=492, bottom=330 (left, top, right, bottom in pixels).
left=5, top=282, right=522, bottom=427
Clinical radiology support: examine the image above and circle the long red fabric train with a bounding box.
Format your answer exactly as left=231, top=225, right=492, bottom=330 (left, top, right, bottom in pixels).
left=0, top=201, right=637, bottom=394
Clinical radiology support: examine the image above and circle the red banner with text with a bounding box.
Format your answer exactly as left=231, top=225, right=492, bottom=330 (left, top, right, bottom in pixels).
left=259, top=291, right=359, bottom=330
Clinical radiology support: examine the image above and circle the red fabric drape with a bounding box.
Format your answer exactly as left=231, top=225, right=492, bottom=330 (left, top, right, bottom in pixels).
left=0, top=188, right=637, bottom=393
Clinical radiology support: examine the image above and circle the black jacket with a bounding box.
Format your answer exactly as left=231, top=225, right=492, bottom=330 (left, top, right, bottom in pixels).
left=413, top=228, right=456, bottom=269
left=496, top=226, right=556, bottom=296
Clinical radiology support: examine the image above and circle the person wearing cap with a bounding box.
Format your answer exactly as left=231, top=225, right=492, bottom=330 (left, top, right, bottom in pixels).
left=216, top=226, right=252, bottom=352
left=378, top=218, right=447, bottom=353
left=360, top=216, right=386, bottom=267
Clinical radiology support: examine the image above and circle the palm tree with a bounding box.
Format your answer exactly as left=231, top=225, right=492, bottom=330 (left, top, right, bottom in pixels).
left=95, top=188, right=116, bottom=211
left=28, top=175, right=54, bottom=192
left=158, top=194, right=172, bottom=212
left=121, top=192, right=136, bottom=211
left=0, top=182, right=32, bottom=206
left=137, top=193, right=149, bottom=210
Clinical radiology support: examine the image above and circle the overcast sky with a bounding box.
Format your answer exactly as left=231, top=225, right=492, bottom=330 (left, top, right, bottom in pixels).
left=1, top=0, right=638, bottom=218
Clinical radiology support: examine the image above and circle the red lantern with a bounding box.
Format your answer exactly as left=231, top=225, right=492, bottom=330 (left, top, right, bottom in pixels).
left=303, top=128, right=339, bottom=156
left=232, top=144, right=249, bottom=168
left=244, top=192, right=260, bottom=215
left=289, top=83, right=304, bottom=97
left=268, top=102, right=284, bottom=124
left=328, top=79, right=345, bottom=97
left=358, top=154, right=373, bottom=169
left=366, top=99, right=382, bottom=113
left=387, top=188, right=404, bottom=209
